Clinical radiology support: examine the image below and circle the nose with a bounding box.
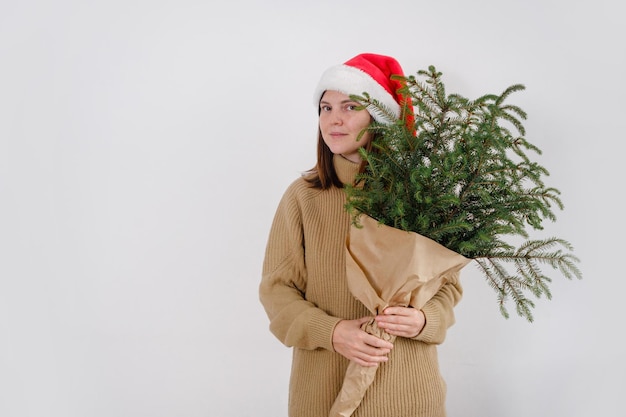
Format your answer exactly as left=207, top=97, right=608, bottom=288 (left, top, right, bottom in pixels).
left=330, top=110, right=343, bottom=125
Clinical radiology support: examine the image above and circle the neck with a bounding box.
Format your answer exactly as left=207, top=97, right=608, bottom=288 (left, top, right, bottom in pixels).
left=333, top=154, right=361, bottom=185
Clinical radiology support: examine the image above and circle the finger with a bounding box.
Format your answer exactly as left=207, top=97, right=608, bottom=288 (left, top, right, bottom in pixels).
left=376, top=318, right=416, bottom=336
left=355, top=348, right=390, bottom=365
left=382, top=306, right=412, bottom=317
left=363, top=334, right=394, bottom=350
left=377, top=321, right=408, bottom=334
left=377, top=317, right=404, bottom=328
left=363, top=340, right=392, bottom=354
left=376, top=314, right=409, bottom=327
left=353, top=357, right=383, bottom=367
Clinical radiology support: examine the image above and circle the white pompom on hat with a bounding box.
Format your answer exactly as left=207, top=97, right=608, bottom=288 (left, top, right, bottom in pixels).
left=313, top=53, right=412, bottom=125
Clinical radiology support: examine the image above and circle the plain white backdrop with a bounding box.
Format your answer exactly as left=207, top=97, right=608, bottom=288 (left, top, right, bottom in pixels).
left=1, top=0, right=623, bottom=416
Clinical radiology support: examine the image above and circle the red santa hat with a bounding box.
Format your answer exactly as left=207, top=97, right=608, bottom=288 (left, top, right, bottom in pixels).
left=313, top=53, right=413, bottom=126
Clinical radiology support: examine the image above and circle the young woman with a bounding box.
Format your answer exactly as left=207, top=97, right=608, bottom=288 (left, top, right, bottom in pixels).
left=259, top=53, right=463, bottom=417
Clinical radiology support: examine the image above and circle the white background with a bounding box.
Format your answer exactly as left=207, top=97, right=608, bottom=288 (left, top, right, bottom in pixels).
left=1, top=0, right=623, bottom=416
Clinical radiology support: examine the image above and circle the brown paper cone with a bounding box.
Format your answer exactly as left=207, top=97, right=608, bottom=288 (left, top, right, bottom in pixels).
left=329, top=214, right=470, bottom=417
left=328, top=318, right=395, bottom=417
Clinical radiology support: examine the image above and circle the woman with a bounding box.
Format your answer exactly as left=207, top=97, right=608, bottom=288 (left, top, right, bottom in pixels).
left=259, top=53, right=463, bottom=417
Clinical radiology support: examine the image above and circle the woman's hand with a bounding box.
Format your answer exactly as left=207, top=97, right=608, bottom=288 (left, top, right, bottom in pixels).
left=375, top=306, right=426, bottom=339
left=332, top=317, right=394, bottom=367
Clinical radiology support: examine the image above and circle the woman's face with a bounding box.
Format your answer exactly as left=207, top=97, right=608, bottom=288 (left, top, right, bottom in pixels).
left=319, top=90, right=373, bottom=163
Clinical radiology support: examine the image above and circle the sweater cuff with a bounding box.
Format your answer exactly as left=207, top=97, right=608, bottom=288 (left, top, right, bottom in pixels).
left=413, top=302, right=440, bottom=343
left=308, top=310, right=343, bottom=352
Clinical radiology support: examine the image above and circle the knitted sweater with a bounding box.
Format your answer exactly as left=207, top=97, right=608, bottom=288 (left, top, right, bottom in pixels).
left=260, top=154, right=463, bottom=417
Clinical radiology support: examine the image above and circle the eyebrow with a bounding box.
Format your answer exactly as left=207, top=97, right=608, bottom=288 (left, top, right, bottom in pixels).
left=319, top=99, right=359, bottom=105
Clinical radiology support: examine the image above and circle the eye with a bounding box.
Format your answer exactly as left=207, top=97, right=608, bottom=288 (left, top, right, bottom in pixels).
left=320, top=105, right=331, bottom=112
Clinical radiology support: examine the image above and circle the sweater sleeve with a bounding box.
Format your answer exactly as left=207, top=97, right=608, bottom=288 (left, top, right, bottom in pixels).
left=413, top=270, right=463, bottom=345
left=259, top=182, right=341, bottom=352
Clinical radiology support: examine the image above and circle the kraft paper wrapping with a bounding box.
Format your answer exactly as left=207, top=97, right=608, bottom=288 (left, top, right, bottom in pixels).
left=329, top=214, right=470, bottom=417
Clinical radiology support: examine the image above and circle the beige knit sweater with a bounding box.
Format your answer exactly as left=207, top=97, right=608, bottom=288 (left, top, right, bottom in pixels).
left=260, top=154, right=463, bottom=417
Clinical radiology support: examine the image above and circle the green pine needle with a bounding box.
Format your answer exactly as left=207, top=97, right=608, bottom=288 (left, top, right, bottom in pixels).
left=345, top=66, right=582, bottom=322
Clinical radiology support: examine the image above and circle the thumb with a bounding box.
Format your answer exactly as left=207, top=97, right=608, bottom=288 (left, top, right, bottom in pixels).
left=356, top=315, right=374, bottom=329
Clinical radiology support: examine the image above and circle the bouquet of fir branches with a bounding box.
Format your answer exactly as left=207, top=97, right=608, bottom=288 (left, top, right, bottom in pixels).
left=328, top=66, right=582, bottom=417
left=345, top=65, right=582, bottom=322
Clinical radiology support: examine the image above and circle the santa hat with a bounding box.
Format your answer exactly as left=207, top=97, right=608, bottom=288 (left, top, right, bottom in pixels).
left=313, top=53, right=413, bottom=125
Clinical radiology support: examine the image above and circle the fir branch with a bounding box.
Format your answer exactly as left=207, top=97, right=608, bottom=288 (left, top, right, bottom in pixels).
left=344, top=66, right=582, bottom=322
